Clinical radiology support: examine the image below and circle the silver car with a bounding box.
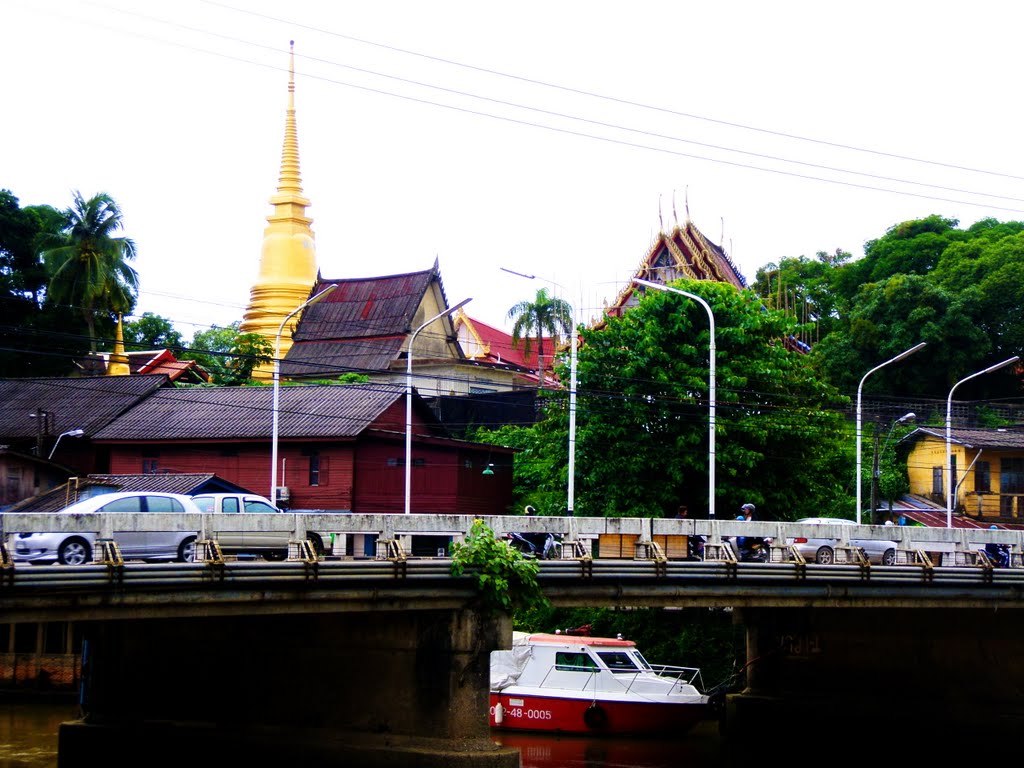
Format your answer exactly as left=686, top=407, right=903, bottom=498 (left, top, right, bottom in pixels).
left=11, top=492, right=201, bottom=565
left=787, top=517, right=898, bottom=565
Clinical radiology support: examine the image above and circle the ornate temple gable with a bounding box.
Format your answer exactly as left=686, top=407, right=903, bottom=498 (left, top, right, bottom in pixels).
left=600, top=218, right=746, bottom=324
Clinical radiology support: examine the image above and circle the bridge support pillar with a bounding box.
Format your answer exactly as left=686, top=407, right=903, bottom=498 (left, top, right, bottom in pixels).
left=59, top=608, right=516, bottom=767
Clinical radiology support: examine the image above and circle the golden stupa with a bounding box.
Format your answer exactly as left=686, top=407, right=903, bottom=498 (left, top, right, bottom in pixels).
left=240, top=41, right=319, bottom=380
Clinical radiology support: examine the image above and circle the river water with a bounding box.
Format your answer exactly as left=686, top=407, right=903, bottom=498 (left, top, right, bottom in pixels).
left=2, top=699, right=727, bottom=768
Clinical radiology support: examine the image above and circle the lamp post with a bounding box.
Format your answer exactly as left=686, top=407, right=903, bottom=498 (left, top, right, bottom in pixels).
left=48, top=428, right=84, bottom=460
left=855, top=343, right=926, bottom=524
left=870, top=412, right=915, bottom=522
left=270, top=285, right=337, bottom=502
left=633, top=279, right=716, bottom=519
left=946, top=356, right=1020, bottom=527
left=500, top=267, right=579, bottom=515
left=405, top=298, right=472, bottom=515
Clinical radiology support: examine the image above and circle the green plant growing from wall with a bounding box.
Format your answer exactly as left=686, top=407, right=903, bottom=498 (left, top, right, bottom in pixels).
left=450, top=519, right=548, bottom=615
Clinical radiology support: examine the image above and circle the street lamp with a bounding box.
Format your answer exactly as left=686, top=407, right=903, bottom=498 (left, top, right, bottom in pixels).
left=855, top=343, right=926, bottom=524
left=270, top=284, right=337, bottom=502
left=48, top=428, right=84, bottom=460
left=633, top=279, right=716, bottom=519
left=946, top=356, right=1019, bottom=527
left=870, top=412, right=915, bottom=521
left=405, top=298, right=472, bottom=515
left=500, top=267, right=579, bottom=515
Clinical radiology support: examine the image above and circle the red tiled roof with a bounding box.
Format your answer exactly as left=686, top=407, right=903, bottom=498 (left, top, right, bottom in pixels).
left=461, top=316, right=544, bottom=369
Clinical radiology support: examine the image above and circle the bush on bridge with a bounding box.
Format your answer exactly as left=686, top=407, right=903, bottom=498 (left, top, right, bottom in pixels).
left=450, top=520, right=548, bottom=615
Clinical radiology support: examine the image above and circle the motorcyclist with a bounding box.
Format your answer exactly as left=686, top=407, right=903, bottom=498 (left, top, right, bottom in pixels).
left=985, top=525, right=1009, bottom=567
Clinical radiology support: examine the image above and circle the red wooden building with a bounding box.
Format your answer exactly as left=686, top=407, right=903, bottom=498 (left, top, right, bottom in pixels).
left=90, top=383, right=514, bottom=515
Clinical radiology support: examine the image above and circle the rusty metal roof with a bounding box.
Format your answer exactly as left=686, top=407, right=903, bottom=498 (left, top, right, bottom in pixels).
left=905, top=427, right=1024, bottom=450
left=0, top=375, right=168, bottom=440
left=92, top=383, right=409, bottom=441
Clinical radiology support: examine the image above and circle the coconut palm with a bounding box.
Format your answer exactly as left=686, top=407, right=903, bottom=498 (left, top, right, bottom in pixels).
left=42, top=191, right=139, bottom=352
left=507, top=288, right=574, bottom=386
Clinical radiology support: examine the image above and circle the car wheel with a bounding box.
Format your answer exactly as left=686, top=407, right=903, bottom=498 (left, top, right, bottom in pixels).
left=263, top=550, right=287, bottom=562
left=307, top=533, right=325, bottom=557
left=815, top=546, right=835, bottom=565
left=177, top=536, right=197, bottom=563
left=881, top=548, right=896, bottom=566
left=58, top=538, right=91, bottom=566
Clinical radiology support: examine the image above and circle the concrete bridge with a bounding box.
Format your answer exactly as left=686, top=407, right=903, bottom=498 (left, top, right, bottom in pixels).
left=3, top=513, right=1024, bottom=762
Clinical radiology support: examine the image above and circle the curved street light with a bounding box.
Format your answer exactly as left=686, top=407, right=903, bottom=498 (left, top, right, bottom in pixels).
left=855, top=343, right=926, bottom=524
left=500, top=267, right=580, bottom=515
left=633, top=279, right=716, bottom=519
left=48, top=428, right=84, bottom=460
left=270, top=284, right=337, bottom=502
left=405, top=298, right=472, bottom=515
left=946, top=356, right=1020, bottom=527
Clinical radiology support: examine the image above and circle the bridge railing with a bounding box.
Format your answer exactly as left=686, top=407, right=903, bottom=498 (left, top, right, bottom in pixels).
left=2, top=512, right=1023, bottom=563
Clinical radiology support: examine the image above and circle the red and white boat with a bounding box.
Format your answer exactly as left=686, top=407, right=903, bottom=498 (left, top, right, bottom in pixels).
left=489, top=631, right=708, bottom=735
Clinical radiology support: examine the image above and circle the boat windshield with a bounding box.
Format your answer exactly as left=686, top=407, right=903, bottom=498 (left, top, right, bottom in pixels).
left=555, top=651, right=599, bottom=672
left=630, top=650, right=653, bottom=670
left=596, top=651, right=641, bottom=673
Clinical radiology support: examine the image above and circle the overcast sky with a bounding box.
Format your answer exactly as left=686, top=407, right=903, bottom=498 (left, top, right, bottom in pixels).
left=4, top=0, right=1023, bottom=342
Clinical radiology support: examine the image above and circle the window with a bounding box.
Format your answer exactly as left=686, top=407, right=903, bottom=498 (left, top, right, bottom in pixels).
left=142, top=459, right=159, bottom=474
left=597, top=651, right=640, bottom=672
left=1001, top=458, right=1024, bottom=494
left=555, top=652, right=598, bottom=672
left=244, top=500, right=278, bottom=514
left=222, top=497, right=240, bottom=513
left=98, top=496, right=144, bottom=513
left=144, top=496, right=185, bottom=513
left=975, top=461, right=991, bottom=493
left=309, top=451, right=320, bottom=486
left=932, top=466, right=943, bottom=496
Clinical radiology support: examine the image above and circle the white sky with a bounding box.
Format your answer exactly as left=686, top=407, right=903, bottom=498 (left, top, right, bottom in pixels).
left=4, top=0, right=1023, bottom=341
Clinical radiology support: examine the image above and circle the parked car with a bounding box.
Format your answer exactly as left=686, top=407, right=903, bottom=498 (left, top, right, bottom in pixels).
left=190, top=493, right=330, bottom=560
left=11, top=492, right=201, bottom=565
left=787, top=517, right=898, bottom=565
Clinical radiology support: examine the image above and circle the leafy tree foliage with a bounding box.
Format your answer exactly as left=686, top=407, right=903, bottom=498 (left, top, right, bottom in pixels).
left=41, top=191, right=139, bottom=353
left=486, top=280, right=852, bottom=521
left=449, top=519, right=547, bottom=615
left=188, top=322, right=272, bottom=385
left=0, top=191, right=90, bottom=376
left=122, top=312, right=184, bottom=352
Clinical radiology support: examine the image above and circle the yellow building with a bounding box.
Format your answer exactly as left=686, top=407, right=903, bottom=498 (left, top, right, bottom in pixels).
left=904, top=427, right=1024, bottom=520
left=239, top=43, right=318, bottom=379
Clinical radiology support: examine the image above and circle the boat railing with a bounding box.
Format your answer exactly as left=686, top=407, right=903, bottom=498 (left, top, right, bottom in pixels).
left=645, top=664, right=704, bottom=692
left=535, top=661, right=704, bottom=697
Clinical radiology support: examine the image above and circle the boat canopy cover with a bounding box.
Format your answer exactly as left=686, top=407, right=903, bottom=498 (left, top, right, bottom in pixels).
left=491, top=632, right=534, bottom=691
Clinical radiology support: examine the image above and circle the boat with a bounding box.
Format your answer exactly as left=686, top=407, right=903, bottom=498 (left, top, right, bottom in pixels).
left=489, top=630, right=708, bottom=735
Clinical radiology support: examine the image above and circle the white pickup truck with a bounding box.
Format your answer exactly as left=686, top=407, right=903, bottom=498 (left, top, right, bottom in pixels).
left=190, top=493, right=331, bottom=560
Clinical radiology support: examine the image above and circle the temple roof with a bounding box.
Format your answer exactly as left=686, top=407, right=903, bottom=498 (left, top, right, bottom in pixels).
left=283, top=263, right=453, bottom=377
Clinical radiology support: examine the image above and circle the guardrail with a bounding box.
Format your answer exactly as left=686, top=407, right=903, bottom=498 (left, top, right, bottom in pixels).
left=1, top=512, right=1021, bottom=564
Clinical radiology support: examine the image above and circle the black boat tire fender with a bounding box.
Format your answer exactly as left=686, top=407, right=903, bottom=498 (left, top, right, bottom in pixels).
left=583, top=703, right=608, bottom=730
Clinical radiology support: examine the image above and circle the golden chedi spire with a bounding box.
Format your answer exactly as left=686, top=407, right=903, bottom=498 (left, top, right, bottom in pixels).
left=240, top=41, right=319, bottom=379
left=107, top=313, right=131, bottom=376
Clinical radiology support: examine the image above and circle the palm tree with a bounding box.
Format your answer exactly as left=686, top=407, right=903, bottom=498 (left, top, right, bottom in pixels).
left=42, top=191, right=139, bottom=352
left=507, top=288, right=574, bottom=387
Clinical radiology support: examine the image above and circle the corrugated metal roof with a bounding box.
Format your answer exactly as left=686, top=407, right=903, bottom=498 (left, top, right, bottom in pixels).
left=282, top=337, right=405, bottom=377
left=92, top=383, right=407, bottom=441
left=0, top=375, right=168, bottom=439
left=905, top=427, right=1024, bottom=450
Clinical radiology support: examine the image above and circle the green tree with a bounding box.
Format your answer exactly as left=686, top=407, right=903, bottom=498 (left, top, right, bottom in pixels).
left=507, top=288, right=574, bottom=385
left=189, top=322, right=272, bottom=385
left=123, top=312, right=184, bottom=352
left=41, top=191, right=139, bottom=352
left=488, top=280, right=851, bottom=520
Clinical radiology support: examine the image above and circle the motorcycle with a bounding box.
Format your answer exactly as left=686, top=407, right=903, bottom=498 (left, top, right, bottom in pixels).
left=983, top=543, right=1010, bottom=568
left=735, top=535, right=772, bottom=563
left=506, top=530, right=562, bottom=560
